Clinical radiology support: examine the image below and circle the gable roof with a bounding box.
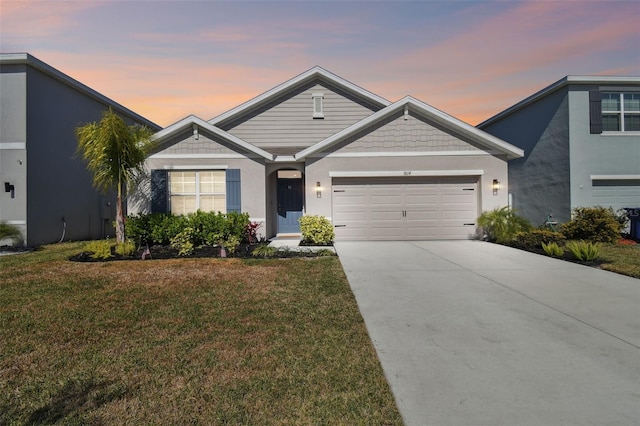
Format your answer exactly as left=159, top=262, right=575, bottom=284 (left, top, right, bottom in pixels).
left=295, top=96, right=524, bottom=161
left=209, top=66, right=391, bottom=126
left=150, top=115, right=274, bottom=161
left=0, top=53, right=161, bottom=130
left=478, top=75, right=640, bottom=129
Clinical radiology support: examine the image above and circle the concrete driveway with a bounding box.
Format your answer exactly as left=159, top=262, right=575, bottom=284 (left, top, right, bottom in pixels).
left=334, top=240, right=640, bottom=426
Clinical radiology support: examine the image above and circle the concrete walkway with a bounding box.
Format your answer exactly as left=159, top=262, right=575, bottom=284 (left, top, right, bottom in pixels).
left=335, top=240, right=640, bottom=426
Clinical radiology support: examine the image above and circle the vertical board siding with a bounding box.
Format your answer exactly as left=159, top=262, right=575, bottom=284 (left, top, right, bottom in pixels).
left=224, top=81, right=379, bottom=149
left=226, top=169, right=241, bottom=212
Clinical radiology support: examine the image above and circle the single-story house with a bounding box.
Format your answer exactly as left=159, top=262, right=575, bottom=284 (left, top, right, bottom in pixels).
left=478, top=76, right=640, bottom=226
left=131, top=67, right=523, bottom=240
left=0, top=53, right=160, bottom=246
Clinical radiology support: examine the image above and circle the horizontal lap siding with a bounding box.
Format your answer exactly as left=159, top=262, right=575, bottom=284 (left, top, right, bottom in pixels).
left=225, top=83, right=378, bottom=150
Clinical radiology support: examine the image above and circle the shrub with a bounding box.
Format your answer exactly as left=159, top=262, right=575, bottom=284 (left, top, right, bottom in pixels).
left=299, top=215, right=335, bottom=245
left=251, top=243, right=277, bottom=258
left=245, top=221, right=262, bottom=244
left=126, top=211, right=250, bottom=247
left=561, top=206, right=623, bottom=243
left=85, top=240, right=113, bottom=260
left=0, top=222, right=22, bottom=245
left=155, top=214, right=189, bottom=245
left=115, top=239, right=136, bottom=257
left=315, top=249, right=336, bottom=257
left=221, top=235, right=241, bottom=255
left=189, top=210, right=225, bottom=247
left=541, top=241, right=564, bottom=257
left=225, top=212, right=251, bottom=241
left=512, top=229, right=566, bottom=250
left=477, top=207, right=532, bottom=244
left=566, top=241, right=601, bottom=262
left=170, top=227, right=195, bottom=256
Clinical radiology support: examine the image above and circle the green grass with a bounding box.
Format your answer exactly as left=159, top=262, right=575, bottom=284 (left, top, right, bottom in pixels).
left=599, top=243, right=640, bottom=278
left=0, top=243, right=402, bottom=425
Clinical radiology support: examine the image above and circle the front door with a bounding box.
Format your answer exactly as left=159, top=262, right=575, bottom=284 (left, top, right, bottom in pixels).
left=277, top=175, right=304, bottom=234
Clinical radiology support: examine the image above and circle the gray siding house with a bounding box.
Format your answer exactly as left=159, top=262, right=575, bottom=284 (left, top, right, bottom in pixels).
left=0, top=53, right=159, bottom=246
left=478, top=76, right=640, bottom=225
left=132, top=67, right=523, bottom=240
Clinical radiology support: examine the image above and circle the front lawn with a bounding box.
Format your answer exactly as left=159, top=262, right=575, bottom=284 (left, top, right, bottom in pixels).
left=0, top=243, right=402, bottom=424
left=599, top=243, right=640, bottom=278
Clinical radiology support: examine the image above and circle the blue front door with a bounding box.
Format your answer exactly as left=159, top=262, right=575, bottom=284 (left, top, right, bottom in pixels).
left=277, top=177, right=303, bottom=233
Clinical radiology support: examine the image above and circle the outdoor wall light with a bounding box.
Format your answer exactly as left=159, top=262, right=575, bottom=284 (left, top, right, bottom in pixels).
left=4, top=182, right=15, bottom=198
left=316, top=181, right=322, bottom=198
left=492, top=179, right=500, bottom=196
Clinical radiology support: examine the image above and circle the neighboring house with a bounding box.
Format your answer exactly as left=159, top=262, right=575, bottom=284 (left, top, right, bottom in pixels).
left=478, top=76, right=640, bottom=226
left=131, top=67, right=523, bottom=240
left=0, top=53, right=160, bottom=246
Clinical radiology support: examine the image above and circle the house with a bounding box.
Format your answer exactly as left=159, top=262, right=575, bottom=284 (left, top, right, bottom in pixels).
left=478, top=76, right=640, bottom=226
left=0, top=53, right=160, bottom=246
left=131, top=67, right=523, bottom=241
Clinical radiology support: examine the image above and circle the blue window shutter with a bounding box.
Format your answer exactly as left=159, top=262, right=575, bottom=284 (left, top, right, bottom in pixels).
left=589, top=91, right=602, bottom=134
left=151, top=169, right=168, bottom=213
left=226, top=169, right=241, bottom=213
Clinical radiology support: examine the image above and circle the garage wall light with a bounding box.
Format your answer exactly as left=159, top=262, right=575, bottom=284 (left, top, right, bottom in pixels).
left=316, top=181, right=322, bottom=198
left=492, top=179, right=500, bottom=196
left=4, top=182, right=15, bottom=198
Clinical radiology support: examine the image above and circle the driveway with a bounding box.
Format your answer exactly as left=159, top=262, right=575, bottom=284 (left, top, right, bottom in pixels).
left=334, top=240, right=640, bottom=426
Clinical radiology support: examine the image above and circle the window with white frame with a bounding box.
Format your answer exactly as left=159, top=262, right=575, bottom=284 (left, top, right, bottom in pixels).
left=169, top=170, right=226, bottom=215
left=312, top=92, right=324, bottom=118
left=601, top=92, right=640, bottom=132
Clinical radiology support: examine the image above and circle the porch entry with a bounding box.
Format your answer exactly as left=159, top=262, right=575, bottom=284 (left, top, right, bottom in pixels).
left=277, top=170, right=304, bottom=234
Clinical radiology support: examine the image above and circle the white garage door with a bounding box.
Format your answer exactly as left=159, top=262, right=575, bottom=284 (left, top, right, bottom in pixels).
left=592, top=180, right=640, bottom=211
left=332, top=176, right=479, bottom=240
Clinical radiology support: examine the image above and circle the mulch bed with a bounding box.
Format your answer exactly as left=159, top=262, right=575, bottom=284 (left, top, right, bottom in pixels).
left=69, top=244, right=334, bottom=262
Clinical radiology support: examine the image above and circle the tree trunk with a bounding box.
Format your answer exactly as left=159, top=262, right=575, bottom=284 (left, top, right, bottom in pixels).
left=115, top=184, right=126, bottom=243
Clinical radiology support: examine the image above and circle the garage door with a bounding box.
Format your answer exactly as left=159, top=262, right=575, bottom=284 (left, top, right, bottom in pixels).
left=592, top=180, right=640, bottom=211
left=332, top=176, right=478, bottom=240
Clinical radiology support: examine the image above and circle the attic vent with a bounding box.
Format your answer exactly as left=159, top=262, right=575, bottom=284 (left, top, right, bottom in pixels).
left=312, top=92, right=324, bottom=119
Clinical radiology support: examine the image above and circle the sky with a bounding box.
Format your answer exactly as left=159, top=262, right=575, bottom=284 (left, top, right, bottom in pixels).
left=1, top=0, right=639, bottom=127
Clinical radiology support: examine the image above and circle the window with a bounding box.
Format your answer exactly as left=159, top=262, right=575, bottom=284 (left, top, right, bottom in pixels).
left=169, top=170, right=226, bottom=215
left=602, top=92, right=640, bottom=132
left=312, top=92, right=324, bottom=119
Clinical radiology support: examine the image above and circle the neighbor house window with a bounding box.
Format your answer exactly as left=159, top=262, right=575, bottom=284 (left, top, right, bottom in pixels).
left=602, top=92, right=640, bottom=132
left=169, top=170, right=226, bottom=215
left=312, top=92, right=324, bottom=118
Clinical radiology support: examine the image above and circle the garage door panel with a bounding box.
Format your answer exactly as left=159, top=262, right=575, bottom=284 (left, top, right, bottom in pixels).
left=370, top=226, right=405, bottom=239
left=406, top=195, right=438, bottom=206
left=332, top=177, right=478, bottom=240
left=406, top=211, right=439, bottom=221
left=371, top=211, right=403, bottom=221
left=409, top=225, right=440, bottom=240
left=445, top=211, right=476, bottom=221
left=592, top=182, right=640, bottom=211
left=369, top=194, right=402, bottom=206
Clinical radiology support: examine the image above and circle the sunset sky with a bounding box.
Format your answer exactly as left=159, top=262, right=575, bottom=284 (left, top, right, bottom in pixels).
left=1, top=0, right=639, bottom=127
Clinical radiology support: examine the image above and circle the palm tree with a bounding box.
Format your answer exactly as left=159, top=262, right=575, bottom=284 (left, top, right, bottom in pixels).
left=76, top=108, right=154, bottom=243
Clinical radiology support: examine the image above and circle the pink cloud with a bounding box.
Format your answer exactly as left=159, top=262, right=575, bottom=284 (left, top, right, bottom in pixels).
left=0, top=1, right=100, bottom=45
left=34, top=50, right=300, bottom=126
left=385, top=1, right=639, bottom=123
